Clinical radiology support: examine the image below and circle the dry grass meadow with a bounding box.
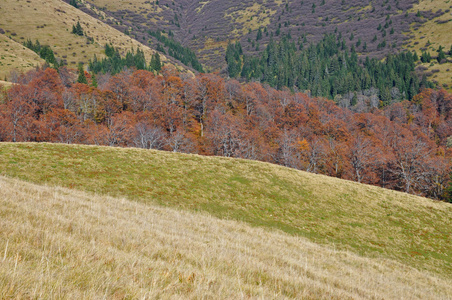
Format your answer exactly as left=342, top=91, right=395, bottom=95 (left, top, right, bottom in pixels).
left=407, top=0, right=452, bottom=90
left=0, top=142, right=451, bottom=281
left=0, top=34, right=44, bottom=80
left=1, top=175, right=451, bottom=299
left=0, top=0, right=186, bottom=80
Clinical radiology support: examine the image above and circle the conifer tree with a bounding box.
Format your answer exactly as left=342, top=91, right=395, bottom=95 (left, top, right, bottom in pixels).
left=91, top=73, right=98, bottom=87
left=256, top=28, right=263, bottom=41
left=77, top=64, right=87, bottom=84
left=150, top=52, right=162, bottom=72
left=72, top=21, right=84, bottom=36
left=437, top=46, right=446, bottom=63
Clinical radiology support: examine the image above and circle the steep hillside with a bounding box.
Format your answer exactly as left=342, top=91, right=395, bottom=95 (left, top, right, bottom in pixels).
left=81, top=0, right=446, bottom=71
left=407, top=0, right=452, bottom=90
left=1, top=176, right=451, bottom=299
left=0, top=34, right=44, bottom=80
left=0, top=0, right=190, bottom=80
left=0, top=143, right=451, bottom=278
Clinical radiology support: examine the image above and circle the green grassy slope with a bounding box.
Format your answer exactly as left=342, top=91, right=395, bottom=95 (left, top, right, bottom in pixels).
left=0, top=142, right=451, bottom=277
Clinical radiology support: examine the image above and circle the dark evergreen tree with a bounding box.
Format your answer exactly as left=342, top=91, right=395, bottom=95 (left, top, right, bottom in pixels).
left=72, top=21, right=84, bottom=36
left=225, top=42, right=243, bottom=78
left=150, top=52, right=162, bottom=72
left=256, top=28, right=263, bottom=41
left=421, top=51, right=431, bottom=63
left=105, top=43, right=115, bottom=57
left=91, top=73, right=98, bottom=87
left=437, top=46, right=446, bottom=63
left=77, top=64, right=87, bottom=84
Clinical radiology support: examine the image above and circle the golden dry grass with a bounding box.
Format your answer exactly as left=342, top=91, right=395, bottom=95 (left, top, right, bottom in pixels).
left=225, top=3, right=276, bottom=34
left=0, top=175, right=451, bottom=299
left=0, top=0, right=187, bottom=74
left=406, top=0, right=452, bottom=90
left=0, top=142, right=451, bottom=279
left=0, top=34, right=44, bottom=80
left=85, top=0, right=163, bottom=14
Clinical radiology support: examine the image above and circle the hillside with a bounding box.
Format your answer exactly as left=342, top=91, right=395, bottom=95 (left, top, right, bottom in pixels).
left=0, top=34, right=44, bottom=80
left=0, top=143, right=451, bottom=279
left=0, top=0, right=190, bottom=81
left=81, top=0, right=448, bottom=71
left=2, top=175, right=451, bottom=298
left=407, top=0, right=452, bottom=90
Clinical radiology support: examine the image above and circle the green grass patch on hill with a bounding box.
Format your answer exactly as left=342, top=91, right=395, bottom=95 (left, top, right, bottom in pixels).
left=0, top=142, right=451, bottom=277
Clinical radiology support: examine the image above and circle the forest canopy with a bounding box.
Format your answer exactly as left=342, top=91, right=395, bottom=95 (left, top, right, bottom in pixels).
left=226, top=34, right=434, bottom=105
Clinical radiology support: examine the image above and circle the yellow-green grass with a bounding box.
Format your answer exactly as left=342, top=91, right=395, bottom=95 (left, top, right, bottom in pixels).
left=0, top=0, right=185, bottom=74
left=1, top=176, right=451, bottom=299
left=84, top=0, right=163, bottom=14
left=0, top=142, right=451, bottom=278
left=0, top=34, right=44, bottom=80
left=225, top=3, right=276, bottom=35
left=406, top=0, right=452, bottom=90
left=421, top=60, right=452, bottom=90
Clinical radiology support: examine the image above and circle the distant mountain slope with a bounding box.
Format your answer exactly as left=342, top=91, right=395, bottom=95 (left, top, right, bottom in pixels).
left=1, top=142, right=451, bottom=278
left=82, top=0, right=437, bottom=69
left=0, top=0, right=190, bottom=80
left=1, top=175, right=450, bottom=299
left=407, top=0, right=452, bottom=90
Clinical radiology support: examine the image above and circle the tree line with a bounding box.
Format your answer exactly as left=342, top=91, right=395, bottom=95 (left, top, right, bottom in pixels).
left=23, top=39, right=59, bottom=68
left=88, top=43, right=162, bottom=75
left=1, top=66, right=451, bottom=201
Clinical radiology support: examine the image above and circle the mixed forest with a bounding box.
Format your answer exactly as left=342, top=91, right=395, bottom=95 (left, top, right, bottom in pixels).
left=1, top=64, right=452, bottom=202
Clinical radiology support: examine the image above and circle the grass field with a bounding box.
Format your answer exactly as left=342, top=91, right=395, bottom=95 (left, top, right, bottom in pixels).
left=0, top=142, right=451, bottom=279
left=1, top=176, right=451, bottom=299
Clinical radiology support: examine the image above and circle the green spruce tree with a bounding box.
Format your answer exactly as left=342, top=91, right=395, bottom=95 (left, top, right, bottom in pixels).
left=150, top=52, right=162, bottom=73
left=91, top=73, right=98, bottom=87
left=77, top=63, right=87, bottom=84
left=72, top=21, right=84, bottom=36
